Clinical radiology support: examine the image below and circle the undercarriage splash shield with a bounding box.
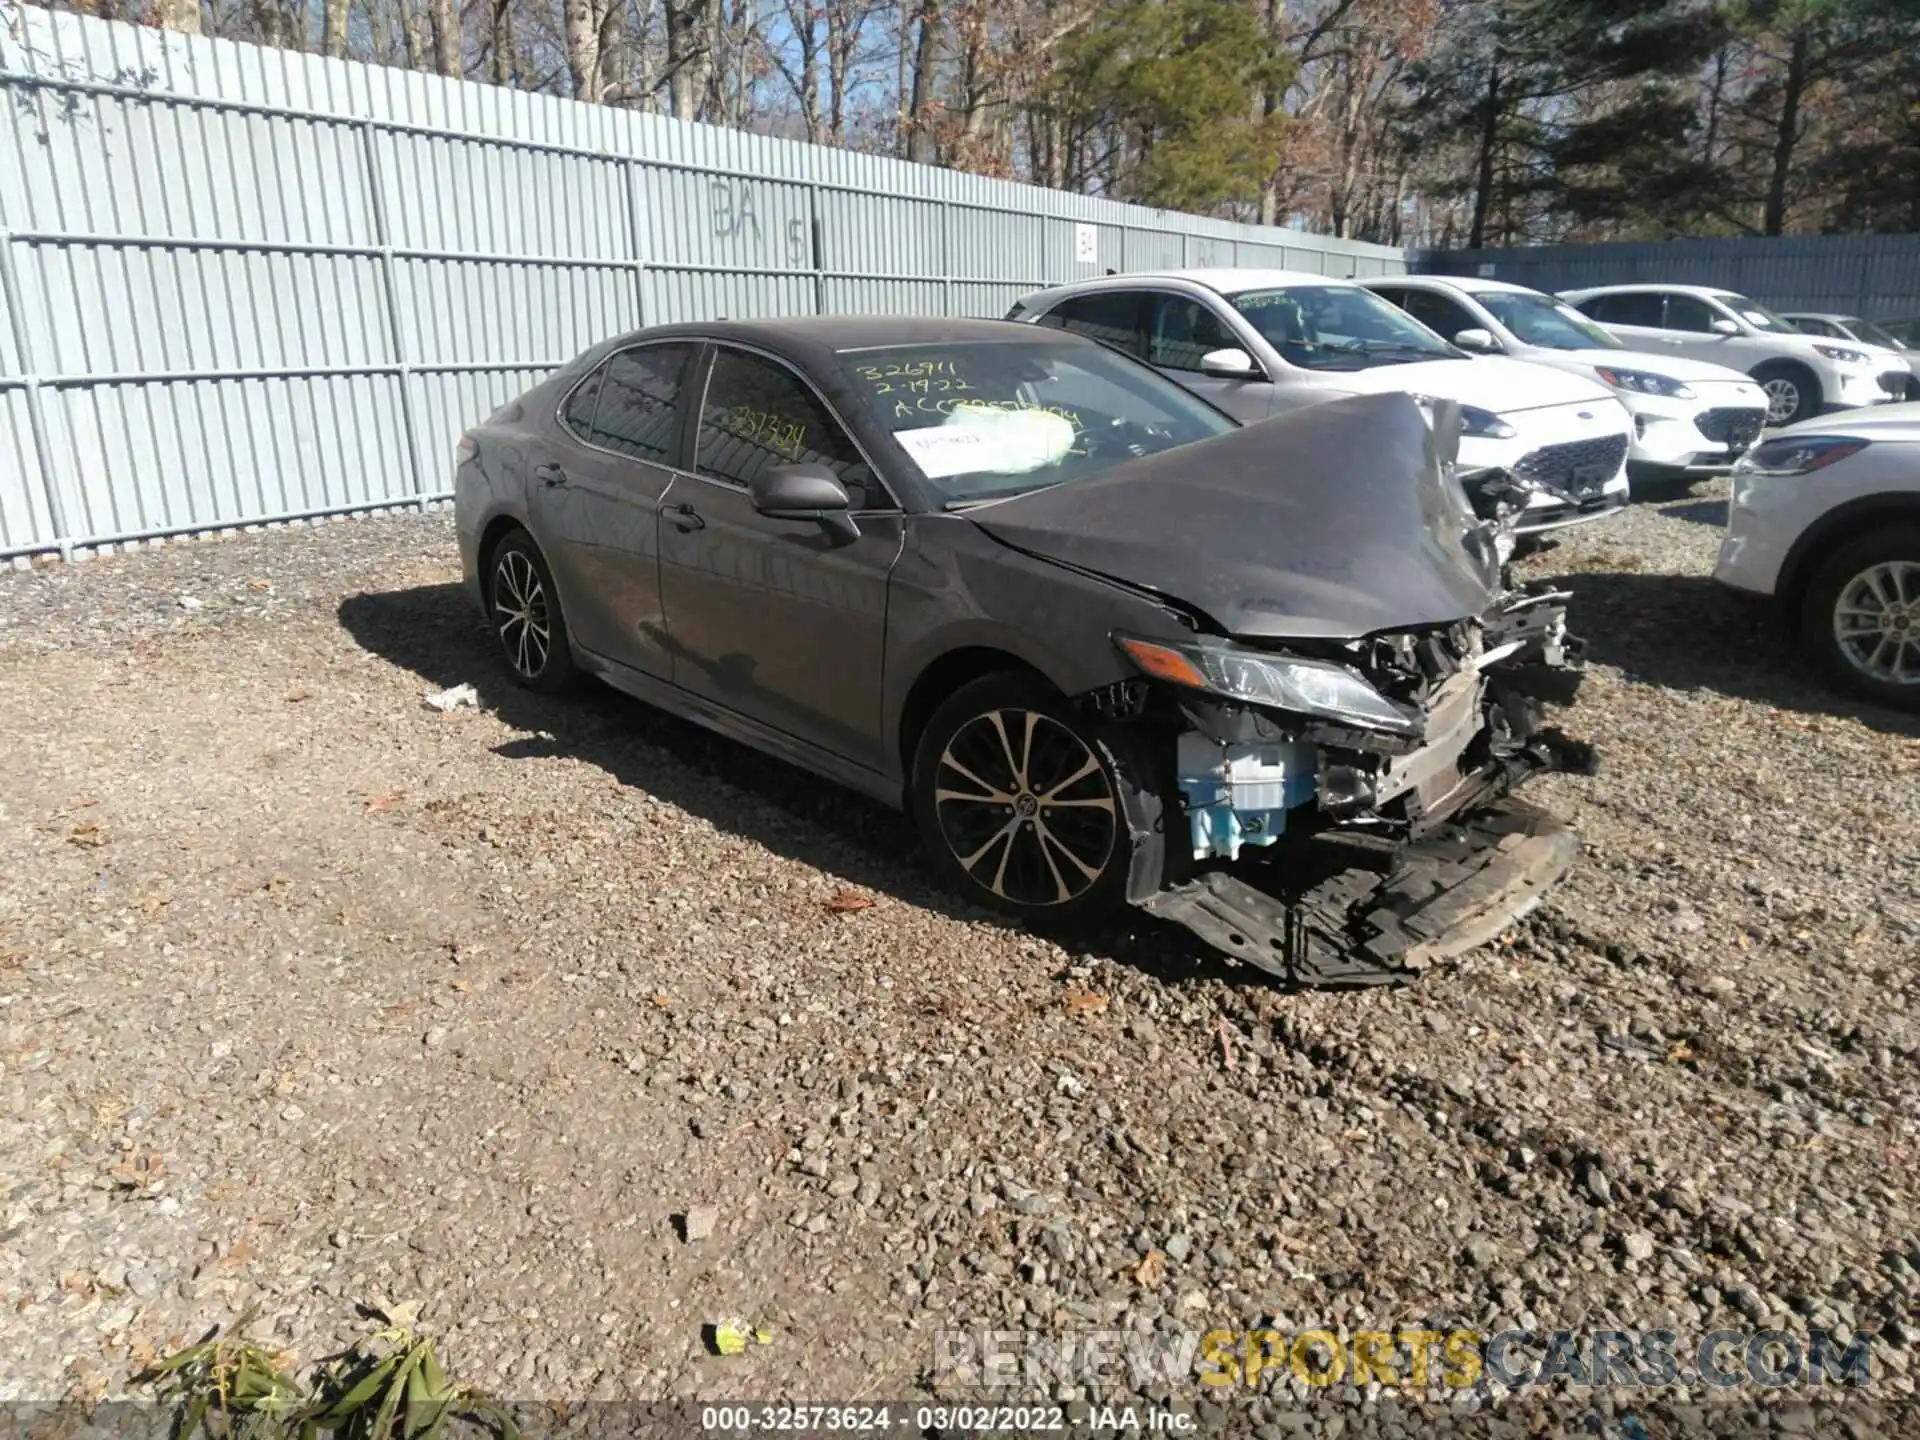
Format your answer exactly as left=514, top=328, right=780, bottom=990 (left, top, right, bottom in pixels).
left=1139, top=797, right=1578, bottom=987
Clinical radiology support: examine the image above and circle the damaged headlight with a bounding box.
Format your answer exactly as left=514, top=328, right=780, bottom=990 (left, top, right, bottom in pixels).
left=1116, top=635, right=1420, bottom=736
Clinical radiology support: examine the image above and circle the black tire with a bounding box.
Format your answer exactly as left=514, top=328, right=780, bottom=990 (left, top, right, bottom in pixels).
left=486, top=528, right=577, bottom=693
left=909, top=670, right=1168, bottom=924
left=1752, top=361, right=1821, bottom=427
left=1799, top=526, right=1920, bottom=712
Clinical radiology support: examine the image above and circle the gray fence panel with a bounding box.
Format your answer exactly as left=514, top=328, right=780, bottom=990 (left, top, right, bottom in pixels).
left=0, top=1, right=1403, bottom=559
left=1420, top=235, right=1920, bottom=316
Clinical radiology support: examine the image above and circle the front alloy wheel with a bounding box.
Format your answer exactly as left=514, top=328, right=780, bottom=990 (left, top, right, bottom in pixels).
left=1762, top=376, right=1802, bottom=426
left=1832, top=560, right=1920, bottom=688
left=911, top=672, right=1162, bottom=922
left=1802, top=527, right=1920, bottom=712
left=933, top=708, right=1118, bottom=907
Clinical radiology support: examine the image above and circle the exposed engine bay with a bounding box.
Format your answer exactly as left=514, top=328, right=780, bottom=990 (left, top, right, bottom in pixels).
left=1111, top=580, right=1595, bottom=986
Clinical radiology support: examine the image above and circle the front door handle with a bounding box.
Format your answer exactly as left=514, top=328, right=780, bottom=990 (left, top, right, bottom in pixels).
left=535, top=462, right=567, bottom=487
left=666, top=502, right=705, bottom=532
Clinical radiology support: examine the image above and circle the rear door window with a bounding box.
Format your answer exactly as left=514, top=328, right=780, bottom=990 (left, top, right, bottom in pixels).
left=590, top=344, right=696, bottom=465
left=1586, top=292, right=1664, bottom=327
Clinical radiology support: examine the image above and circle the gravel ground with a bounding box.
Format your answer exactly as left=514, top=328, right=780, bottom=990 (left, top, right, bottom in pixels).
left=1, top=487, right=1916, bottom=1435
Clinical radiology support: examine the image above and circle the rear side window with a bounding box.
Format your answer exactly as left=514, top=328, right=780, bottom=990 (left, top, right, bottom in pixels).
left=695, top=347, right=884, bottom=510
left=1586, top=292, right=1664, bottom=327
left=1146, top=295, right=1239, bottom=372
left=1038, top=292, right=1146, bottom=359
left=560, top=363, right=607, bottom=440
left=591, top=343, right=695, bottom=464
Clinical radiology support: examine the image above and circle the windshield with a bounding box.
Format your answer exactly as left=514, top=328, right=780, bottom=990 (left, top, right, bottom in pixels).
left=1850, top=319, right=1906, bottom=351
left=838, top=340, right=1237, bottom=505
left=1473, top=290, right=1621, bottom=350
left=1880, top=318, right=1920, bottom=348
left=1228, top=285, right=1459, bottom=371
left=1714, top=293, right=1797, bottom=333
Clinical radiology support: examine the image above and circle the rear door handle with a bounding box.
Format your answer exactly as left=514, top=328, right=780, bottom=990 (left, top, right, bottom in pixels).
left=666, top=502, right=705, bottom=532
left=535, top=462, right=567, bottom=487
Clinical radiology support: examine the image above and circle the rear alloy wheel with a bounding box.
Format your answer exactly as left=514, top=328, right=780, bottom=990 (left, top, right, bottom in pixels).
left=1801, top=527, right=1920, bottom=712
left=487, top=529, right=576, bottom=693
left=911, top=672, right=1158, bottom=922
left=1754, top=362, right=1820, bottom=427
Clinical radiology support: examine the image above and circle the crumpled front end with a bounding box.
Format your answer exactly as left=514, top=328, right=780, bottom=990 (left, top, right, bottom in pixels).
left=1101, top=583, right=1596, bottom=986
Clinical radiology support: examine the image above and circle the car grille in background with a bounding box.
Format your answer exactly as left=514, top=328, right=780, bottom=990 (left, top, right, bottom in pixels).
left=1881, top=370, right=1909, bottom=396
left=1694, top=407, right=1768, bottom=447
left=1512, top=433, right=1629, bottom=493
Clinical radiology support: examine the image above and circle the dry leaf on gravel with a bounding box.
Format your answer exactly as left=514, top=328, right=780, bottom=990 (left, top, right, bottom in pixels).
left=1135, top=1249, right=1166, bottom=1287
left=1064, top=990, right=1108, bottom=1016
left=364, top=792, right=403, bottom=812
left=822, top=888, right=875, bottom=915
left=66, top=823, right=107, bottom=847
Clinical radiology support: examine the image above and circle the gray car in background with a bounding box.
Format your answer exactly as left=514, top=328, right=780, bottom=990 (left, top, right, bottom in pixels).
left=454, top=317, right=1594, bottom=984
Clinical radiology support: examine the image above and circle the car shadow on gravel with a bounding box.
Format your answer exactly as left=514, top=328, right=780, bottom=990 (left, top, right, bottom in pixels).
left=1655, top=498, right=1729, bottom=527
left=1554, top=569, right=1920, bottom=736
left=337, top=583, right=1252, bottom=988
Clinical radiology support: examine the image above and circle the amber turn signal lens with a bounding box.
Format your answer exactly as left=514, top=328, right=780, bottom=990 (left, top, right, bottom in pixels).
left=1117, top=637, right=1209, bottom=689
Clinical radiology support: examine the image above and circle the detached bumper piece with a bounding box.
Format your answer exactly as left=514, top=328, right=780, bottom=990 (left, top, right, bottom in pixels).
left=1140, top=797, right=1577, bottom=987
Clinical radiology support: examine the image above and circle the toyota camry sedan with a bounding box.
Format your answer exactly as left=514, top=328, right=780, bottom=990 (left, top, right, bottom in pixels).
left=455, top=317, right=1595, bottom=984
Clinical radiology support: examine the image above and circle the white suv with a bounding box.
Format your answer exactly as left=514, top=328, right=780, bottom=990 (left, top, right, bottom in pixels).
left=1010, top=269, right=1633, bottom=537
left=1716, top=402, right=1920, bottom=711
left=1559, top=284, right=1907, bottom=427
left=1366, top=276, right=1769, bottom=485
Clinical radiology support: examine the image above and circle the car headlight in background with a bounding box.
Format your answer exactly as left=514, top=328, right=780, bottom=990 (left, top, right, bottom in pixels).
left=1812, top=344, right=1870, bottom=366
left=1593, top=366, right=1695, bottom=399
left=1116, top=635, right=1419, bottom=735
left=1735, top=436, right=1869, bottom=476
left=1458, top=404, right=1517, bottom=440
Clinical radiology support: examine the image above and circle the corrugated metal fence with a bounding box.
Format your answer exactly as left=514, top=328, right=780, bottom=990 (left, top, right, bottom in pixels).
left=1417, top=235, right=1920, bottom=319
left=0, top=3, right=1404, bottom=559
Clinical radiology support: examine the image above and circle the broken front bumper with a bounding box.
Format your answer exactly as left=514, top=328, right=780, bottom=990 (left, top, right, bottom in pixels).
left=1141, top=795, right=1577, bottom=987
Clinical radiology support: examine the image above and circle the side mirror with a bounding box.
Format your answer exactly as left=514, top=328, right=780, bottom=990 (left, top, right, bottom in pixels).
left=749, top=463, right=858, bottom=540
left=750, top=463, right=849, bottom=517
left=1710, top=317, right=1740, bottom=336
left=1452, top=327, right=1500, bottom=354
left=1200, top=347, right=1261, bottom=380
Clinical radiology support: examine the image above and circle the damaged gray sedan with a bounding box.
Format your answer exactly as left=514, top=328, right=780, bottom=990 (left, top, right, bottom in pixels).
left=455, top=317, right=1593, bottom=984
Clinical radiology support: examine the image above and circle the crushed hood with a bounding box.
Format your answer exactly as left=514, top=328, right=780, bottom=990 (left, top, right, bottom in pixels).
left=966, top=392, right=1500, bottom=641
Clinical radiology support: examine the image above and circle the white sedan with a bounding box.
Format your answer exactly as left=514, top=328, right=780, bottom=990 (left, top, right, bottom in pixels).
left=1366, top=276, right=1769, bottom=484
left=1716, top=402, right=1920, bottom=709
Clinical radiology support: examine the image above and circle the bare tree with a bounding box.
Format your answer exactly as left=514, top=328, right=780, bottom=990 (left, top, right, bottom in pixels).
left=154, top=0, right=206, bottom=35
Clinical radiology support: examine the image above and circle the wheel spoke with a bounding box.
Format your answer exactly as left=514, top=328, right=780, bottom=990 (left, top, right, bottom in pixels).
left=937, top=752, right=1013, bottom=805
left=957, top=820, right=1017, bottom=875
left=984, top=711, right=1026, bottom=791
left=1036, top=818, right=1105, bottom=882
left=1037, top=753, right=1101, bottom=801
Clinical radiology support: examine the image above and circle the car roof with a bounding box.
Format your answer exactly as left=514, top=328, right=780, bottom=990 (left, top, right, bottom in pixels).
left=634, top=314, right=1066, bottom=352
left=1040, top=267, right=1360, bottom=296
left=1559, top=283, right=1746, bottom=299
left=1371, top=275, right=1542, bottom=297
